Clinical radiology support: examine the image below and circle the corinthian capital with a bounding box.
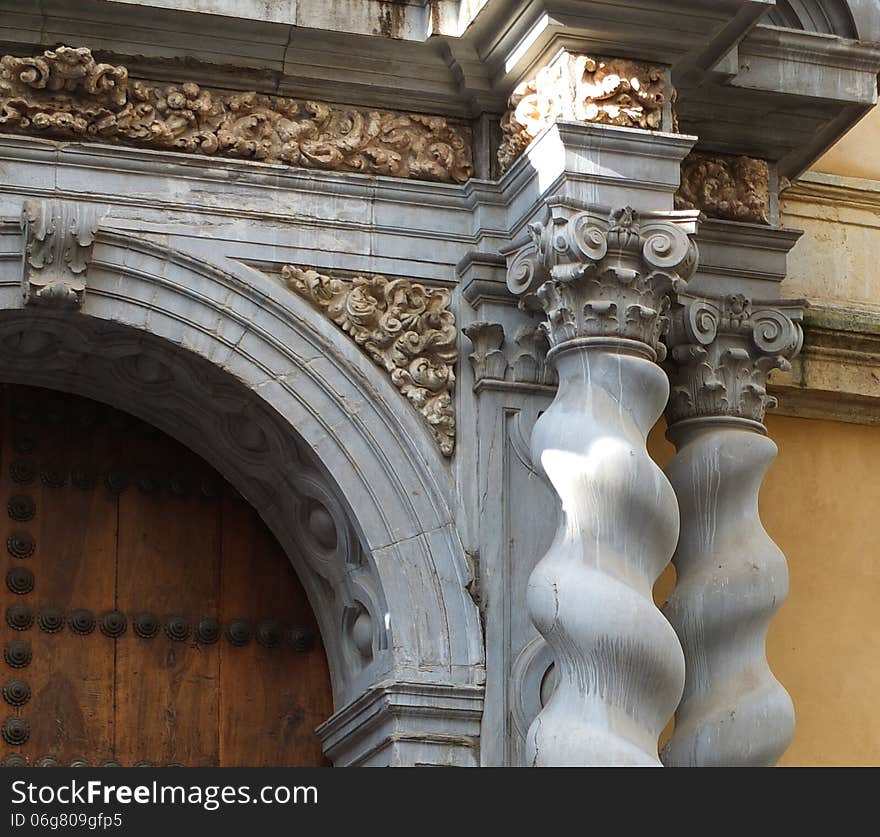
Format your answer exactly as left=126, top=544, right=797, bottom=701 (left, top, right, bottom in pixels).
left=665, top=292, right=804, bottom=426
left=504, top=200, right=700, bottom=361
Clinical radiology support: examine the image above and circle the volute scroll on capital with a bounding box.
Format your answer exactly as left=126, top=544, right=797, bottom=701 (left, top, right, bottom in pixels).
left=503, top=200, right=701, bottom=361
left=664, top=292, right=805, bottom=426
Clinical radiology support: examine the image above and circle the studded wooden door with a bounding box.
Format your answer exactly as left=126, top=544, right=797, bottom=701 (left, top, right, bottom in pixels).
left=0, top=384, right=333, bottom=767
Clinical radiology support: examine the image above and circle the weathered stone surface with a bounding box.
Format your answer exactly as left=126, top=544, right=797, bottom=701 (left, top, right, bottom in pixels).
left=282, top=266, right=456, bottom=456
left=498, top=52, right=669, bottom=173
left=0, top=46, right=473, bottom=183
left=675, top=153, right=771, bottom=224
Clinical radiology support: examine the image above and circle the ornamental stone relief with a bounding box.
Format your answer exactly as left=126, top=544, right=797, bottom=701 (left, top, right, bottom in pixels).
left=462, top=321, right=556, bottom=388
left=281, top=266, right=456, bottom=456
left=665, top=292, right=804, bottom=425
left=504, top=200, right=700, bottom=360
left=21, top=199, right=106, bottom=309
left=0, top=46, right=473, bottom=183
left=675, top=153, right=771, bottom=225
left=498, top=52, right=669, bottom=173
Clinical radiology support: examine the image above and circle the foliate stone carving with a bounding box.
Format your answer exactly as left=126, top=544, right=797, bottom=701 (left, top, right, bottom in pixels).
left=283, top=266, right=456, bottom=456
left=506, top=201, right=700, bottom=360
left=0, top=47, right=473, bottom=184
left=675, top=153, right=771, bottom=225
left=498, top=52, right=668, bottom=173
left=665, top=293, right=804, bottom=425
left=461, top=322, right=556, bottom=387
left=21, top=199, right=104, bottom=309
left=462, top=322, right=507, bottom=384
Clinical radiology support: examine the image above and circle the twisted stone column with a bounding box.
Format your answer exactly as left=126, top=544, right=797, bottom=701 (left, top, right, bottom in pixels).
left=661, top=292, right=803, bottom=767
left=504, top=200, right=700, bottom=766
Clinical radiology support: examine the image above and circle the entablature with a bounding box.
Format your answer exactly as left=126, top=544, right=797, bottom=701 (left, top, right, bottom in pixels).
left=1, top=0, right=877, bottom=180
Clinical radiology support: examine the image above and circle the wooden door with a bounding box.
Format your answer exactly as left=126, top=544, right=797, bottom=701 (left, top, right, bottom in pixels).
left=0, top=384, right=332, bottom=767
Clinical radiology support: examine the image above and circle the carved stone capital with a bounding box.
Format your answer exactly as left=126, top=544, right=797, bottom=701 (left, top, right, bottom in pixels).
left=462, top=321, right=556, bottom=389
left=504, top=201, right=700, bottom=361
left=282, top=266, right=456, bottom=456
left=675, top=153, right=771, bottom=225
left=462, top=322, right=507, bottom=384
left=665, top=292, right=805, bottom=426
left=21, top=199, right=105, bottom=309
left=0, top=46, right=473, bottom=184
left=498, top=51, right=671, bottom=173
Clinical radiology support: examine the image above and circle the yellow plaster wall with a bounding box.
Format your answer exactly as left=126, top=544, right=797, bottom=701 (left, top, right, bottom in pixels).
left=814, top=108, right=880, bottom=182
left=649, top=415, right=880, bottom=766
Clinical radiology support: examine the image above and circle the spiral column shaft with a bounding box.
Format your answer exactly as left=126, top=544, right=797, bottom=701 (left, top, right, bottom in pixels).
left=503, top=200, right=701, bottom=766
left=661, top=292, right=804, bottom=767
left=526, top=343, right=685, bottom=765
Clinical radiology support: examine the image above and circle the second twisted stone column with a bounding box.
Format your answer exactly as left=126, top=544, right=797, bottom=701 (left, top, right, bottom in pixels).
left=504, top=200, right=700, bottom=765
left=661, top=292, right=803, bottom=766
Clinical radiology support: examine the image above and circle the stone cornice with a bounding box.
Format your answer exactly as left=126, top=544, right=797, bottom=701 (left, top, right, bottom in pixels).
left=0, top=46, right=473, bottom=184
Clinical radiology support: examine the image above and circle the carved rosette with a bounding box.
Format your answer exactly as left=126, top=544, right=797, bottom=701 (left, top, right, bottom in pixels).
left=675, top=153, right=771, bottom=225
left=661, top=292, right=804, bottom=767
left=503, top=202, right=699, bottom=766
left=498, top=52, right=669, bottom=173
left=506, top=201, right=700, bottom=358
left=282, top=266, right=456, bottom=456
left=0, top=47, right=473, bottom=184
left=665, top=293, right=804, bottom=426
left=21, top=199, right=105, bottom=309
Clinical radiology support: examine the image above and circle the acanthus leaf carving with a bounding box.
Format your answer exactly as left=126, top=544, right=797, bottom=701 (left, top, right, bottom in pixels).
left=503, top=200, right=701, bottom=361
left=21, top=199, right=106, bottom=309
left=675, top=152, right=771, bottom=225
left=282, top=266, right=456, bottom=456
left=0, top=46, right=473, bottom=184
left=665, top=292, right=805, bottom=425
left=498, top=52, right=670, bottom=173
left=462, top=322, right=508, bottom=384
left=461, top=321, right=557, bottom=389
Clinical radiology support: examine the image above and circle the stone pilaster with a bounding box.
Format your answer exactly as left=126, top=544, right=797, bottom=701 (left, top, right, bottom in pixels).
left=503, top=198, right=700, bottom=766
left=661, top=291, right=804, bottom=767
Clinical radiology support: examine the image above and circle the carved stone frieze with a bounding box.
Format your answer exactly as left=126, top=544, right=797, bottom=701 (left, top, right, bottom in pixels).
left=462, top=321, right=556, bottom=388
left=665, top=292, right=805, bottom=425
left=504, top=200, right=700, bottom=360
left=0, top=47, right=473, bottom=183
left=675, top=153, right=771, bottom=225
left=282, top=266, right=456, bottom=456
left=498, top=52, right=669, bottom=173
left=21, top=199, right=105, bottom=309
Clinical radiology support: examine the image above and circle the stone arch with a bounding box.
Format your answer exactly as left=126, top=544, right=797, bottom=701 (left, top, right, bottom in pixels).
left=765, top=0, right=858, bottom=38
left=0, top=213, right=484, bottom=766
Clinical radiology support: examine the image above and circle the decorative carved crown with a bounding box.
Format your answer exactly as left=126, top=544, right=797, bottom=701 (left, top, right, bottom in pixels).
left=665, top=292, right=804, bottom=425
left=504, top=200, right=701, bottom=361
left=498, top=52, right=669, bottom=173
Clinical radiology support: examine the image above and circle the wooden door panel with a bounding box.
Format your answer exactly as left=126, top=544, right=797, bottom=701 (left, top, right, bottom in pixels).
left=115, top=429, right=222, bottom=767
left=1, top=385, right=332, bottom=767
left=219, top=496, right=331, bottom=767
left=2, top=390, right=118, bottom=765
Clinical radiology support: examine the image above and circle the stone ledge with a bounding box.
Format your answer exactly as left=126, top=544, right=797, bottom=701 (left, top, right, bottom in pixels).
left=771, top=303, right=880, bottom=425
